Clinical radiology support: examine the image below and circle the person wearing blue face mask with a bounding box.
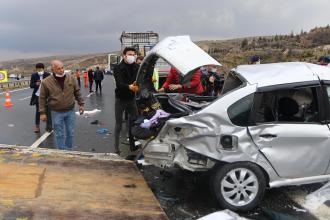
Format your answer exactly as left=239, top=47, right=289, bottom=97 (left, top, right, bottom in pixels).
left=30, top=63, right=51, bottom=133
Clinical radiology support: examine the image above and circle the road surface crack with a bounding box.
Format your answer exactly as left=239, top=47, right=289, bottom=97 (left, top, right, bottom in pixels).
left=35, top=168, right=46, bottom=198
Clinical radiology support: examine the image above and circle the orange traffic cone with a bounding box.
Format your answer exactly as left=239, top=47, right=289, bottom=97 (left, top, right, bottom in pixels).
left=4, top=91, right=13, bottom=108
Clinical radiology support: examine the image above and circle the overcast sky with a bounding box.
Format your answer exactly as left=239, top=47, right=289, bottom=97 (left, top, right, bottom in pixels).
left=0, top=0, right=329, bottom=61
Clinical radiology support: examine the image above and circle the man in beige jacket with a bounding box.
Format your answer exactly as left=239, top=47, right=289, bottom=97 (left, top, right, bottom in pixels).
left=39, top=60, right=84, bottom=150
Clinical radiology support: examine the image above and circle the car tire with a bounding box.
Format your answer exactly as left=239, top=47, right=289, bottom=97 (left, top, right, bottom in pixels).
left=212, top=162, right=266, bottom=212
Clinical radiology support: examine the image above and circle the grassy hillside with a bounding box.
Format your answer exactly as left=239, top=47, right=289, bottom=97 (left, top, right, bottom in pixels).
left=0, top=53, right=109, bottom=76
left=197, top=25, right=330, bottom=70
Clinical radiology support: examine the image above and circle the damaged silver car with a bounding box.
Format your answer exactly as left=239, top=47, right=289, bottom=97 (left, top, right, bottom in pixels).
left=135, top=36, right=330, bottom=211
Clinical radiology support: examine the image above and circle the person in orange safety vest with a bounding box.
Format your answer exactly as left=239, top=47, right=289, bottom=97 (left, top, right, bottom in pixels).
left=83, top=70, right=88, bottom=88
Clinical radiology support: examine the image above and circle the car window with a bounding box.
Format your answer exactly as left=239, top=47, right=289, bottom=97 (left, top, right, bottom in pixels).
left=228, top=94, right=254, bottom=126
left=254, top=87, right=319, bottom=124
left=221, top=72, right=244, bottom=95
left=326, top=86, right=330, bottom=102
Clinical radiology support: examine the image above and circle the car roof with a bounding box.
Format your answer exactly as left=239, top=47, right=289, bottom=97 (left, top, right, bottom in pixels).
left=234, top=62, right=330, bottom=87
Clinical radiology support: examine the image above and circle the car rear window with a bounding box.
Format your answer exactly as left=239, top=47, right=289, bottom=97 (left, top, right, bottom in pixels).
left=221, top=72, right=244, bottom=95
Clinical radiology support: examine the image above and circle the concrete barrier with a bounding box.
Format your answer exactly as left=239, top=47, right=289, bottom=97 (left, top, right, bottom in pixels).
left=0, top=80, right=30, bottom=90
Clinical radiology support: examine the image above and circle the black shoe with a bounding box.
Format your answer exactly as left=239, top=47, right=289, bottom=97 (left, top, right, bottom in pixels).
left=90, top=120, right=99, bottom=125
left=130, top=145, right=139, bottom=152
left=114, top=150, right=120, bottom=154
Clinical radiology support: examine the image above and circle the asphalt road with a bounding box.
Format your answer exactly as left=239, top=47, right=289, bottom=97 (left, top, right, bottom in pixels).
left=0, top=75, right=329, bottom=219
left=0, top=75, right=116, bottom=153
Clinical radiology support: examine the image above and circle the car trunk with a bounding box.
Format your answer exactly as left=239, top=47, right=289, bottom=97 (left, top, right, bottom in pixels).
left=131, top=36, right=222, bottom=142
left=131, top=93, right=216, bottom=142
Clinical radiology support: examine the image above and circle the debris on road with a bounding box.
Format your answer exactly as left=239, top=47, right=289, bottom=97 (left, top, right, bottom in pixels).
left=90, top=120, right=99, bottom=125
left=304, top=181, right=330, bottom=210
left=262, top=208, right=302, bottom=220
left=137, top=159, right=151, bottom=166
left=156, top=192, right=180, bottom=204
left=177, top=206, right=196, bottom=218
left=198, top=209, right=249, bottom=220
left=292, top=206, right=307, bottom=213
left=76, top=108, right=101, bottom=117
left=96, top=128, right=109, bottom=134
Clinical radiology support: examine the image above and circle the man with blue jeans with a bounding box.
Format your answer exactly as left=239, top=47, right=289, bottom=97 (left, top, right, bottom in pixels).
left=39, top=60, right=84, bottom=150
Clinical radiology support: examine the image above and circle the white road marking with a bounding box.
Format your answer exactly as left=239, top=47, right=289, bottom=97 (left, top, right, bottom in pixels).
left=19, top=96, right=31, bottom=101
left=30, top=131, right=53, bottom=148
left=86, top=92, right=94, bottom=98
left=0, top=87, right=29, bottom=95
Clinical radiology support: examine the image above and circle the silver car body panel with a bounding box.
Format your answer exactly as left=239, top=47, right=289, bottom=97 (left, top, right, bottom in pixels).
left=248, top=123, right=330, bottom=178
left=144, top=84, right=279, bottom=181
left=306, top=63, right=330, bottom=81
left=144, top=35, right=221, bottom=76
left=269, top=174, right=330, bottom=188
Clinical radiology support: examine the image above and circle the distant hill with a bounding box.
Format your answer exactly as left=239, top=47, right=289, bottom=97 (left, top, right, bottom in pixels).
left=1, top=25, right=330, bottom=75
left=0, top=53, right=110, bottom=76
left=197, top=25, right=330, bottom=70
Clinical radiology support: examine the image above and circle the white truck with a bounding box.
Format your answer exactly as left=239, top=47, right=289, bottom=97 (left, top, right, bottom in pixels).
left=107, top=31, right=170, bottom=82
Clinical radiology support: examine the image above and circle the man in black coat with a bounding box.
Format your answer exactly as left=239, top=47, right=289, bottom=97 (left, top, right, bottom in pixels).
left=88, top=68, right=94, bottom=92
left=113, top=47, right=139, bottom=154
left=30, top=63, right=51, bottom=133
left=94, top=66, right=104, bottom=93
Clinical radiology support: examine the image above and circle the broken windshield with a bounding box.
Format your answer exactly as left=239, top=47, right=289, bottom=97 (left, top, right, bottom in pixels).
left=221, top=71, right=244, bottom=95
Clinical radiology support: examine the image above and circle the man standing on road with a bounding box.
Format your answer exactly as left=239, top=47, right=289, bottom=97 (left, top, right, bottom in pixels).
left=39, top=60, right=85, bottom=150
left=113, top=47, right=139, bottom=154
left=75, top=69, right=81, bottom=87
left=88, top=68, right=94, bottom=92
left=30, top=63, right=52, bottom=133
left=94, top=66, right=104, bottom=93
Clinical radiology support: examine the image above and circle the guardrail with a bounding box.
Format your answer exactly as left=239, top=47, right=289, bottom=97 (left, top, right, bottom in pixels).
left=0, top=80, right=30, bottom=90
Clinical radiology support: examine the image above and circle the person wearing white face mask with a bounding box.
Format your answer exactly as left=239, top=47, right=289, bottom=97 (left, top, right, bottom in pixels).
left=39, top=60, right=84, bottom=150
left=113, top=47, right=139, bottom=154
left=30, top=63, right=51, bottom=133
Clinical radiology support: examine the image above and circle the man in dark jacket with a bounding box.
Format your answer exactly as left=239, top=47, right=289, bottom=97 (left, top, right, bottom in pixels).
left=94, top=66, right=104, bottom=93
left=88, top=68, right=94, bottom=92
left=113, top=47, right=139, bottom=154
left=30, top=63, right=51, bottom=133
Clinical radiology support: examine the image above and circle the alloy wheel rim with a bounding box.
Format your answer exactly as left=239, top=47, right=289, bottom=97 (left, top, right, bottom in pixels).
left=221, top=168, right=259, bottom=207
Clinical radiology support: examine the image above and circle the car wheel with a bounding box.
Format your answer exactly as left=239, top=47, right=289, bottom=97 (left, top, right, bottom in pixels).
left=212, top=162, right=266, bottom=212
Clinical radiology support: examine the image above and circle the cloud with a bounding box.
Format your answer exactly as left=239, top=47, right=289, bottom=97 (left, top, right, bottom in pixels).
left=0, top=0, right=329, bottom=61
